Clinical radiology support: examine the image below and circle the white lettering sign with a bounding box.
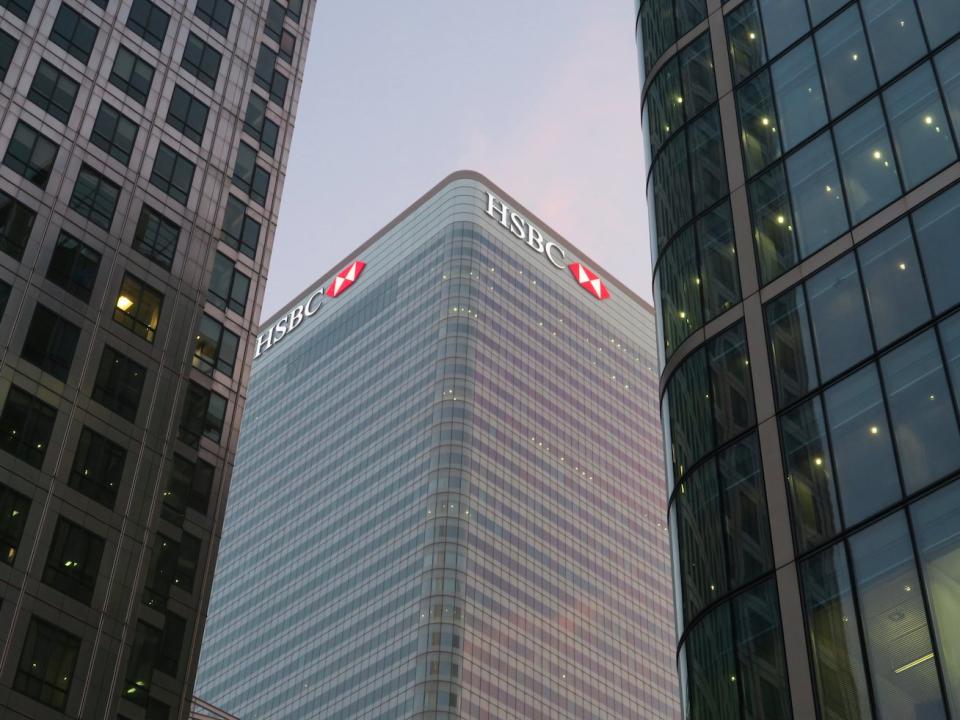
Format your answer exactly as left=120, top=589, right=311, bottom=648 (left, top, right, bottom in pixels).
left=254, top=287, right=324, bottom=358
left=485, top=192, right=567, bottom=269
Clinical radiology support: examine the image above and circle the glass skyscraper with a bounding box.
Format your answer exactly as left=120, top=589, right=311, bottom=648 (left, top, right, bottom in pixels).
left=636, top=0, right=960, bottom=717
left=0, top=0, right=314, bottom=717
left=194, top=171, right=679, bottom=719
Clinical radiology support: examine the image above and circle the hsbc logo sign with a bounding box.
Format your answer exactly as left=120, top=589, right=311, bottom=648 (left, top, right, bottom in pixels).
left=485, top=192, right=609, bottom=300
left=254, top=260, right=366, bottom=358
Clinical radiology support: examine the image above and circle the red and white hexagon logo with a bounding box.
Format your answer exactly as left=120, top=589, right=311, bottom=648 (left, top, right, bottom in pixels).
left=328, top=260, right=366, bottom=298
left=568, top=262, right=610, bottom=300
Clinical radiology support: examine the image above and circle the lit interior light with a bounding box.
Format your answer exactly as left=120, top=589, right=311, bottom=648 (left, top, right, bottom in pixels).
left=761, top=116, right=770, bottom=126
left=776, top=215, right=785, bottom=225
left=873, top=150, right=883, bottom=160
left=679, top=311, right=687, bottom=319
left=852, top=52, right=859, bottom=61
left=899, top=262, right=907, bottom=271
left=904, top=585, right=912, bottom=592
left=895, top=653, right=934, bottom=674
left=676, top=96, right=684, bottom=104
left=116, top=295, right=134, bottom=312
left=825, top=185, right=832, bottom=193
left=814, top=457, right=823, bottom=467
left=748, top=32, right=756, bottom=40
left=870, top=426, right=879, bottom=435
left=924, top=115, right=934, bottom=125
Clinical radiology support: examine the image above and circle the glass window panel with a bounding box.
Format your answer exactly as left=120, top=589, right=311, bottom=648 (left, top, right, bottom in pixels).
left=0, top=482, right=30, bottom=565
left=782, top=398, right=841, bottom=550
left=881, top=330, right=960, bottom=491
left=859, top=219, right=930, bottom=347
left=658, top=228, right=702, bottom=358
left=698, top=203, right=741, bottom=320
left=884, top=63, right=957, bottom=189
left=849, top=512, right=948, bottom=720
left=815, top=7, right=876, bottom=117
left=688, top=109, right=726, bottom=214
left=861, top=0, right=928, bottom=83
left=834, top=99, right=902, bottom=224
left=771, top=40, right=827, bottom=151
left=719, top=435, right=772, bottom=587
left=913, top=183, right=960, bottom=313
left=912, top=480, right=960, bottom=717
left=766, top=287, right=819, bottom=407
left=680, top=32, right=716, bottom=118
left=917, top=0, right=960, bottom=48
left=667, top=348, right=714, bottom=480
left=684, top=606, right=739, bottom=720
left=936, top=41, right=960, bottom=140
left=708, top=323, right=756, bottom=444
left=941, top=313, right=960, bottom=409
left=652, top=134, right=692, bottom=247
left=21, top=304, right=80, bottom=381
left=41, top=517, right=104, bottom=605
left=738, top=71, right=782, bottom=177
left=677, top=460, right=726, bottom=623
left=676, top=0, right=707, bottom=37
left=806, top=255, right=872, bottom=381
left=732, top=579, right=792, bottom=720
left=0, top=190, right=37, bottom=262
left=750, top=164, right=797, bottom=283
left=640, top=0, right=675, bottom=72
left=759, top=0, right=809, bottom=57
left=727, top=0, right=767, bottom=84
left=801, top=543, right=874, bottom=719
left=807, top=0, right=845, bottom=24
left=787, top=133, right=848, bottom=258
left=824, top=366, right=901, bottom=526
left=14, top=617, right=80, bottom=711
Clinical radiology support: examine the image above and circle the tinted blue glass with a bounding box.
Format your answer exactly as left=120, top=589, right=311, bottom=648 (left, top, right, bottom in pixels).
left=759, top=0, right=809, bottom=56
left=806, top=255, right=872, bottom=382
left=815, top=7, right=876, bottom=117
left=935, top=40, right=960, bottom=138
left=861, top=0, right=928, bottom=83
left=732, top=579, right=792, bottom=720
left=750, top=164, right=797, bottom=283
left=727, top=0, right=767, bottom=83
left=771, top=40, right=827, bottom=151
left=738, top=71, right=782, bottom=177
left=766, top=287, right=818, bottom=406
left=884, top=63, right=957, bottom=189
left=787, top=133, right=848, bottom=258
left=807, top=0, right=845, bottom=24
left=880, top=330, right=960, bottom=491
left=916, top=0, right=960, bottom=49
left=940, top=312, right=960, bottom=409
left=913, top=183, right=960, bottom=313
left=834, top=99, right=902, bottom=223
left=688, top=109, right=727, bottom=214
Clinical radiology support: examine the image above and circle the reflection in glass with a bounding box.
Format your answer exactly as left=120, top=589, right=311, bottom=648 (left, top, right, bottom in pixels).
left=806, top=255, right=872, bottom=381
left=801, top=543, right=873, bottom=720
left=648, top=58, right=683, bottom=157
left=881, top=330, right=960, bottom=492
left=738, top=71, right=782, bottom=177
left=766, top=287, right=819, bottom=408
left=849, top=513, right=947, bottom=720
left=659, top=228, right=702, bottom=359
left=884, top=63, right=957, bottom=190
left=750, top=164, right=796, bottom=283
left=940, top=313, right=960, bottom=409
left=861, top=0, right=928, bottom=83
left=912, top=480, right=960, bottom=717
left=771, top=40, right=827, bottom=151
left=935, top=41, right=960, bottom=141
left=917, top=0, right=960, bottom=48
left=913, top=183, right=960, bottom=313
left=858, top=219, right=930, bottom=347
left=708, top=322, right=756, bottom=444
left=677, top=461, right=726, bottom=624
left=652, top=134, right=693, bottom=247
left=824, top=366, right=901, bottom=526
left=727, top=0, right=767, bottom=84
left=688, top=109, right=727, bottom=214
left=668, top=349, right=714, bottom=481
left=698, top=203, right=741, bottom=321
left=680, top=31, right=717, bottom=118
left=816, top=7, right=877, bottom=117
left=684, top=606, right=739, bottom=720
left=758, top=0, right=809, bottom=57
left=834, top=99, right=903, bottom=223
left=732, top=579, right=792, bottom=720
left=782, top=398, right=841, bottom=550
left=719, top=435, right=772, bottom=588
left=787, top=133, right=849, bottom=259
left=807, top=0, right=846, bottom=24
left=676, top=0, right=708, bottom=38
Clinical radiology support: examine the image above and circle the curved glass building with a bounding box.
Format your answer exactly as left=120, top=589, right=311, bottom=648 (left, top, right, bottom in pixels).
left=636, top=0, right=960, bottom=717
left=193, top=172, right=680, bottom=719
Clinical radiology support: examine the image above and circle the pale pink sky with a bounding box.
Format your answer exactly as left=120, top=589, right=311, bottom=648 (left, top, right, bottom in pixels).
left=265, top=1, right=650, bottom=318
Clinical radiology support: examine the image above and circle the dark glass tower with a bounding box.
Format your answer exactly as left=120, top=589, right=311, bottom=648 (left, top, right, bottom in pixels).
left=636, top=0, right=960, bottom=717
left=0, top=0, right=314, bottom=717
left=193, top=172, right=680, bottom=719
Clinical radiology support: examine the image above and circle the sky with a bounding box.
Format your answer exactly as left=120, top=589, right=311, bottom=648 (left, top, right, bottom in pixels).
left=263, top=1, right=650, bottom=319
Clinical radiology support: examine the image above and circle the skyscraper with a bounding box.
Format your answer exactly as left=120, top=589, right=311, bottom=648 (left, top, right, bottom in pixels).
left=636, top=0, right=960, bottom=717
left=0, top=0, right=314, bottom=717
left=194, top=171, right=679, bottom=719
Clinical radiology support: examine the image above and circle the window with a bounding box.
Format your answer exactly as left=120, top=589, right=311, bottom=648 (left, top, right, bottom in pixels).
left=149, top=143, right=195, bottom=205
left=861, top=0, right=927, bottom=83
left=42, top=517, right=104, bottom=604
left=162, top=454, right=213, bottom=521
left=0, top=28, right=16, bottom=82
left=242, top=93, right=279, bottom=156
left=771, top=40, right=826, bottom=152
left=707, top=322, right=755, bottom=444
left=682, top=605, right=739, bottom=718
left=833, top=99, right=902, bottom=224
left=0, top=279, right=9, bottom=319
left=92, top=346, right=145, bottom=422
left=264, top=0, right=284, bottom=42
left=687, top=109, right=726, bottom=214
left=157, top=612, right=185, bottom=676
left=750, top=164, right=796, bottom=283
left=914, top=183, right=960, bottom=313
left=0, top=386, right=56, bottom=469
left=69, top=164, right=120, bottom=230
left=0, top=189, right=37, bottom=262
left=208, top=252, right=250, bottom=315
left=737, top=71, right=781, bottom=177
left=133, top=204, right=179, bottom=270
left=166, top=85, right=208, bottom=144
left=805, top=255, right=871, bottom=382
left=814, top=6, right=875, bottom=117
left=1, top=482, right=30, bottom=565
left=27, top=60, right=79, bottom=123
left=108, top=46, right=154, bottom=104
left=14, top=617, right=80, bottom=711
left=221, top=195, right=260, bottom=259
left=758, top=0, right=808, bottom=57
left=114, top=273, right=162, bottom=343
left=286, top=0, right=302, bottom=22
left=919, top=0, right=960, bottom=48
left=178, top=381, right=227, bottom=447
left=658, top=228, right=701, bottom=357
left=880, top=330, right=960, bottom=491
left=786, top=133, right=848, bottom=259
left=726, top=0, right=766, bottom=84
left=232, top=142, right=269, bottom=204
left=90, top=102, right=138, bottom=166
left=50, top=4, right=98, bottom=64
left=46, top=232, right=100, bottom=303
left=193, top=314, right=239, bottom=376
left=195, top=0, right=233, bottom=36
left=3, top=121, right=58, bottom=188
left=1, top=0, right=32, bottom=22
left=126, top=0, right=169, bottom=49
left=181, top=32, right=220, bottom=88
left=884, top=63, right=957, bottom=189
left=144, top=532, right=201, bottom=607
left=278, top=29, right=295, bottom=63
left=68, top=427, right=125, bottom=509
left=21, top=304, right=81, bottom=381
left=123, top=622, right=162, bottom=705
left=254, top=44, right=287, bottom=105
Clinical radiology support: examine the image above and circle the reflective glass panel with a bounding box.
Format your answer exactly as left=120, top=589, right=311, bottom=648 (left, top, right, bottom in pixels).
left=936, top=41, right=960, bottom=140
left=941, top=313, right=960, bottom=408
left=759, top=0, right=809, bottom=56
left=698, top=203, right=741, bottom=320
left=806, top=255, right=872, bottom=381
left=816, top=7, right=876, bottom=117
left=684, top=607, right=739, bottom=720
left=719, top=435, right=772, bottom=587
left=787, top=133, right=848, bottom=258
left=727, top=0, right=767, bottom=84
left=750, top=164, right=797, bottom=283
left=680, top=32, right=716, bottom=118
left=771, top=40, right=827, bottom=151
left=659, top=228, right=702, bottom=358
left=668, top=349, right=714, bottom=480
left=861, top=0, right=928, bottom=82
left=708, top=322, right=755, bottom=444
left=688, top=109, right=727, bottom=214
left=917, top=0, right=960, bottom=48
left=807, top=0, right=845, bottom=24
left=913, top=183, right=960, bottom=313
left=732, top=579, right=792, bottom=720
left=652, top=134, right=692, bottom=246
left=738, top=71, right=782, bottom=177
left=766, top=287, right=819, bottom=408
left=677, top=460, right=726, bottom=623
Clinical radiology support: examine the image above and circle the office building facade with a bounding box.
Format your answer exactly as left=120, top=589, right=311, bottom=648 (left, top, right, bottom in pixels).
left=194, top=172, right=679, bottom=719
left=0, top=0, right=314, bottom=717
left=636, top=0, right=960, bottom=717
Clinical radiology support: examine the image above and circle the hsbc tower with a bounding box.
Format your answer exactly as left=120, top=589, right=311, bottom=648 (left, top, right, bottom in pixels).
left=192, top=171, right=678, bottom=719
